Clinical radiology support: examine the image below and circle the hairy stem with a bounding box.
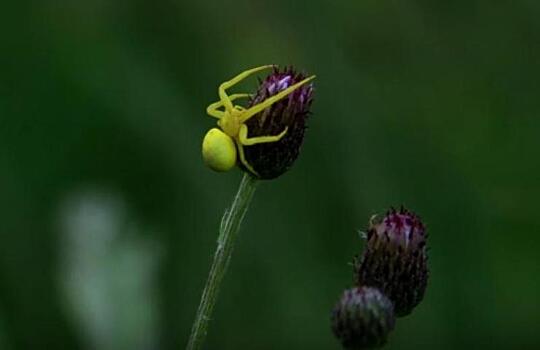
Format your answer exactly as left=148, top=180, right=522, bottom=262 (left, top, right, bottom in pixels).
left=186, top=173, right=258, bottom=350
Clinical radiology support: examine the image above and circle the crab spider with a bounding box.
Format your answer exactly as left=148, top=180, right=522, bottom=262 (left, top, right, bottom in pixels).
left=202, top=65, right=316, bottom=176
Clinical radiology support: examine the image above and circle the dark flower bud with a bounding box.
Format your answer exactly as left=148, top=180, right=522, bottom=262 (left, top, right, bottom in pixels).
left=331, top=286, right=396, bottom=349
left=354, top=207, right=428, bottom=317
left=242, top=67, right=315, bottom=179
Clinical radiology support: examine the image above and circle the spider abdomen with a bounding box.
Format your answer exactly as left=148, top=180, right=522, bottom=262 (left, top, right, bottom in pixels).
left=202, top=128, right=237, bottom=172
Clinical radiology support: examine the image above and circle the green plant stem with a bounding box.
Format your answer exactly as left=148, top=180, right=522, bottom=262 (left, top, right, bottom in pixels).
left=186, top=173, right=258, bottom=350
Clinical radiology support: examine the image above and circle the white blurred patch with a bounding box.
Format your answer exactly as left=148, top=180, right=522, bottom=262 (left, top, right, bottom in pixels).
left=58, top=189, right=161, bottom=350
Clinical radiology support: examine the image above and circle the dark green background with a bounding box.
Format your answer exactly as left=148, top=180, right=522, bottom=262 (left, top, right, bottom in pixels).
left=1, top=1, right=539, bottom=349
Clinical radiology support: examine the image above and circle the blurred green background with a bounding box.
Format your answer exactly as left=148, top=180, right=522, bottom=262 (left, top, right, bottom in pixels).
left=1, top=1, right=539, bottom=349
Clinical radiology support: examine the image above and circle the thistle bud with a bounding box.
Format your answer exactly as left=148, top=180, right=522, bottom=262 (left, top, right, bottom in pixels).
left=354, top=207, right=428, bottom=317
left=242, top=67, right=314, bottom=179
left=331, top=286, right=395, bottom=349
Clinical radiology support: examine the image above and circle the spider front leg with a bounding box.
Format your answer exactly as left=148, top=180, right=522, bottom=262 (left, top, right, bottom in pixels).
left=238, top=124, right=288, bottom=146
left=206, top=93, right=251, bottom=118
left=240, top=75, right=315, bottom=123
left=218, top=65, right=275, bottom=112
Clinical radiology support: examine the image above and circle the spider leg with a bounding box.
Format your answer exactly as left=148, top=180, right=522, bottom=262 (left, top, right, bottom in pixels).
left=206, top=93, right=251, bottom=118
left=236, top=142, right=260, bottom=177
left=206, top=107, right=224, bottom=119
left=219, top=65, right=275, bottom=112
left=239, top=75, right=315, bottom=123
left=238, top=124, right=288, bottom=146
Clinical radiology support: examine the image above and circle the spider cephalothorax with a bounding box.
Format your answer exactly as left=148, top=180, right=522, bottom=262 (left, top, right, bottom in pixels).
left=202, top=65, right=315, bottom=177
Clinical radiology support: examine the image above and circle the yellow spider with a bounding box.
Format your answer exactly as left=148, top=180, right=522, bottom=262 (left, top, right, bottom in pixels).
left=202, top=65, right=315, bottom=176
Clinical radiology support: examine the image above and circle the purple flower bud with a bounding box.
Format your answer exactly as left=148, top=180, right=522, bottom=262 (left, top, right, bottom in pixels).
left=242, top=67, right=314, bottom=179
left=354, top=207, right=429, bottom=317
left=331, top=287, right=396, bottom=349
